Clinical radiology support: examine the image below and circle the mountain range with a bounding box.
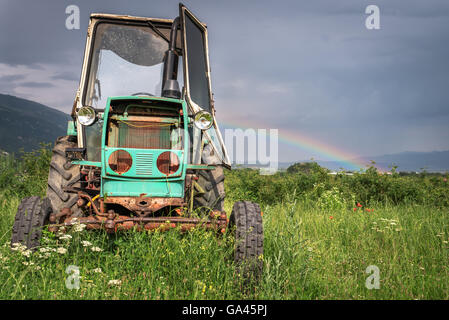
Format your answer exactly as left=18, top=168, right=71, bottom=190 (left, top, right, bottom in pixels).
left=275, top=151, right=449, bottom=173
left=354, top=151, right=449, bottom=172
left=0, top=93, right=69, bottom=153
left=258, top=150, right=449, bottom=173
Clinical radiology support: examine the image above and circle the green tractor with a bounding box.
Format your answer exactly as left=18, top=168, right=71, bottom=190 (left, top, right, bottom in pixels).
left=11, top=4, right=263, bottom=279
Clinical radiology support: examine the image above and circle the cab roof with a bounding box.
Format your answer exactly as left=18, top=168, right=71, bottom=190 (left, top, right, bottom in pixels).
left=89, top=13, right=206, bottom=27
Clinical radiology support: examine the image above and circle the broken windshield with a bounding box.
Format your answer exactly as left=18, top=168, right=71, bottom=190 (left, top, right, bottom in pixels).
left=84, top=23, right=176, bottom=108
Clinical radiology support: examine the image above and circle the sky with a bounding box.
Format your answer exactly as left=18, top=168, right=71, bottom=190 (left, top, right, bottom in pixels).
left=0, top=0, right=448, bottom=163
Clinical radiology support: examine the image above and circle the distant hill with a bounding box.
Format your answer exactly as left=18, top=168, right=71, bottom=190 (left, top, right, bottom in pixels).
left=0, top=94, right=70, bottom=153
left=240, top=150, right=449, bottom=173
left=356, top=151, right=449, bottom=172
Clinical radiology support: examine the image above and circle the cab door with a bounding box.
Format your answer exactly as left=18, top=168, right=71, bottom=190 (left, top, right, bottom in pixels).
left=179, top=4, right=231, bottom=166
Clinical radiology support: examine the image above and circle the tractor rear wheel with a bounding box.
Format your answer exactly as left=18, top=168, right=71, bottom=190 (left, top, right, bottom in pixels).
left=229, top=201, right=264, bottom=283
left=11, top=196, right=52, bottom=250
left=193, top=165, right=225, bottom=212
left=46, top=136, right=81, bottom=216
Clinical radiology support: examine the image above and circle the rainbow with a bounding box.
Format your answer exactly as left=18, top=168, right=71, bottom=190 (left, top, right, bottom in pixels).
left=218, top=118, right=371, bottom=171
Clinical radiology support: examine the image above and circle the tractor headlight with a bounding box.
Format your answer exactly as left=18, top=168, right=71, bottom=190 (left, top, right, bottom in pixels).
left=193, top=110, right=213, bottom=130
left=77, top=106, right=96, bottom=126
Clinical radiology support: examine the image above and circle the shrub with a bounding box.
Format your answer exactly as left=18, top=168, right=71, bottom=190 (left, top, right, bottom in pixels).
left=225, top=164, right=449, bottom=208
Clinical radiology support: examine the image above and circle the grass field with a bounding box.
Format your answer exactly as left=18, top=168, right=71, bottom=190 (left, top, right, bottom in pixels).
left=0, top=150, right=448, bottom=299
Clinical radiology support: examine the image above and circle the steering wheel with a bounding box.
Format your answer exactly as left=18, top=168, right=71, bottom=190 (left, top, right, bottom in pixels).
left=131, top=92, right=154, bottom=96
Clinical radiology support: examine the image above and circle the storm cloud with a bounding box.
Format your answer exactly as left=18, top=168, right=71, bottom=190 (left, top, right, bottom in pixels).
left=0, top=0, right=448, bottom=161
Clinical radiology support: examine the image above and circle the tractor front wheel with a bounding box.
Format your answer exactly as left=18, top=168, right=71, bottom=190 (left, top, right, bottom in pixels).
left=11, top=196, right=52, bottom=250
left=229, top=201, right=264, bottom=283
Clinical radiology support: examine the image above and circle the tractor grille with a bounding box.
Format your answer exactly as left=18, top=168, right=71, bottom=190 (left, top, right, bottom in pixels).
left=117, top=122, right=171, bottom=149
left=135, top=153, right=154, bottom=175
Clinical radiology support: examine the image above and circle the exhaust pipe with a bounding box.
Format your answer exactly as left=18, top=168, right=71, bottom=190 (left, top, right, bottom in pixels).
left=162, top=17, right=181, bottom=99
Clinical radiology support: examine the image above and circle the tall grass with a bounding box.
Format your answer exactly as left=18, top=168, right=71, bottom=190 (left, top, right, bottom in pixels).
left=0, top=147, right=448, bottom=299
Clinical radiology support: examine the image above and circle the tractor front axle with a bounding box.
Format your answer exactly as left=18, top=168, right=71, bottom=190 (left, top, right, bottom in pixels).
left=48, top=210, right=228, bottom=234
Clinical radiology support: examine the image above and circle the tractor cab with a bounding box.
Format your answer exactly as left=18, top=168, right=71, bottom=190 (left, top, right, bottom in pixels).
left=71, top=5, right=229, bottom=167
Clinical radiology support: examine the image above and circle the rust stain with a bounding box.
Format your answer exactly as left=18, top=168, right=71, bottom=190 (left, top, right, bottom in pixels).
left=57, top=211, right=227, bottom=234
left=105, top=196, right=185, bottom=214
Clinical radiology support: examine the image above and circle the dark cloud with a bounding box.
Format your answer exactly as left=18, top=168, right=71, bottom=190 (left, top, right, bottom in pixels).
left=51, top=72, right=80, bottom=82
left=0, top=0, right=448, bottom=160
left=19, top=81, right=54, bottom=88
left=0, top=74, right=25, bottom=82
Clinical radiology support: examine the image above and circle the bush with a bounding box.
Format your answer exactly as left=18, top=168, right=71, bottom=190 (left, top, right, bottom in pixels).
left=1, top=149, right=448, bottom=209
left=225, top=163, right=449, bottom=208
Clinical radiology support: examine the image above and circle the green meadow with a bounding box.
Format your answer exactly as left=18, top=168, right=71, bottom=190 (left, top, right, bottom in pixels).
left=0, top=147, right=448, bottom=299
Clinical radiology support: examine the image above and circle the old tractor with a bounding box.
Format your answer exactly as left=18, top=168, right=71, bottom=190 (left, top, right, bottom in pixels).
left=11, top=4, right=263, bottom=279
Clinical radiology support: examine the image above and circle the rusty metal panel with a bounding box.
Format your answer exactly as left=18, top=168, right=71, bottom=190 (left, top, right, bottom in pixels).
left=105, top=196, right=185, bottom=214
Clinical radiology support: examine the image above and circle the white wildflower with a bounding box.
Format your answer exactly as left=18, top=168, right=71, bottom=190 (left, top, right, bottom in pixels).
left=11, top=242, right=20, bottom=249
left=73, top=223, right=87, bottom=232
left=11, top=243, right=27, bottom=252
left=108, top=279, right=122, bottom=286
left=56, top=247, right=67, bottom=254
left=92, top=268, right=102, bottom=273
left=59, top=234, right=72, bottom=241
left=90, top=246, right=103, bottom=252
left=21, top=250, right=32, bottom=258
left=38, top=252, right=52, bottom=259
left=22, top=261, right=34, bottom=266
left=81, top=241, right=92, bottom=247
